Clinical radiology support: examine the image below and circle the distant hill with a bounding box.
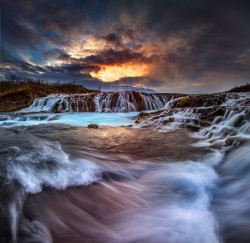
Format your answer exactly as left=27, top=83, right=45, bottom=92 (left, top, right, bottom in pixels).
left=0, top=78, right=94, bottom=112
left=227, top=83, right=250, bottom=92
left=101, top=85, right=157, bottom=93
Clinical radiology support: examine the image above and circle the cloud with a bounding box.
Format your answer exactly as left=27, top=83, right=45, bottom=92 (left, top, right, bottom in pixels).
left=82, top=48, right=155, bottom=65
left=45, top=64, right=101, bottom=74
left=1, top=0, right=250, bottom=93
left=101, top=33, right=123, bottom=47
left=235, top=49, right=250, bottom=67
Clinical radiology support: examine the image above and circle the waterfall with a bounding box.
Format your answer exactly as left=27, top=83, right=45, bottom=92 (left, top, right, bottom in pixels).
left=20, top=92, right=169, bottom=113
left=135, top=93, right=250, bottom=135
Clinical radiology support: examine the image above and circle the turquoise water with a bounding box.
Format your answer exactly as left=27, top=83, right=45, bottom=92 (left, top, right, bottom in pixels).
left=0, top=112, right=139, bottom=127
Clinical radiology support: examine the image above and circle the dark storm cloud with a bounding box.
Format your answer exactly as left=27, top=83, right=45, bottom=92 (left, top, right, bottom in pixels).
left=43, top=49, right=65, bottom=60
left=45, top=64, right=100, bottom=74
left=117, top=0, right=250, bottom=74
left=58, top=48, right=155, bottom=67
left=165, top=0, right=250, bottom=70
left=83, top=48, right=155, bottom=65
left=1, top=0, right=250, bottom=92
left=101, top=33, right=123, bottom=47
left=1, top=1, right=45, bottom=51
left=0, top=50, right=99, bottom=78
left=34, top=0, right=110, bottom=46
left=0, top=51, right=46, bottom=75
left=59, top=52, right=72, bottom=61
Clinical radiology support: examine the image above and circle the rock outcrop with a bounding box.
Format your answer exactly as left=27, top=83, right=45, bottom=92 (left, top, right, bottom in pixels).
left=134, top=92, right=250, bottom=132
left=0, top=83, right=92, bottom=112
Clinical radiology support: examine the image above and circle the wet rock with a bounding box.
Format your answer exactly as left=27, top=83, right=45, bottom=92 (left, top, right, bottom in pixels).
left=221, top=128, right=238, bottom=137
left=176, top=97, right=190, bottom=107
left=179, top=124, right=201, bottom=132
left=0, top=115, right=9, bottom=121
left=52, top=102, right=60, bottom=113
left=163, top=117, right=175, bottom=125
left=174, top=94, right=226, bottom=108
left=88, top=124, right=99, bottom=129
left=138, top=111, right=150, bottom=118
left=225, top=136, right=249, bottom=147
left=152, top=115, right=161, bottom=120
left=199, top=120, right=211, bottom=127
left=210, top=141, right=225, bottom=150
left=231, top=114, right=247, bottom=128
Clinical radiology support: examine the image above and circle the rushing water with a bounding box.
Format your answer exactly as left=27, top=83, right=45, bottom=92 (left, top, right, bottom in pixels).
left=0, top=92, right=250, bottom=243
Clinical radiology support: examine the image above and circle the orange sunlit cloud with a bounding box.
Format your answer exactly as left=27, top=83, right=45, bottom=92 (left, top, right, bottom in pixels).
left=90, top=63, right=151, bottom=82
left=67, top=35, right=108, bottom=59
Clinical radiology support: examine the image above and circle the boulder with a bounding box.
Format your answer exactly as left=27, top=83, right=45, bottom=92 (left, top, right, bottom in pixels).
left=88, top=124, right=98, bottom=129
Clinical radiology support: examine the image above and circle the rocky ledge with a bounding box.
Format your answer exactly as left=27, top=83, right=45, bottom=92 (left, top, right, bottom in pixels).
left=0, top=81, right=93, bottom=112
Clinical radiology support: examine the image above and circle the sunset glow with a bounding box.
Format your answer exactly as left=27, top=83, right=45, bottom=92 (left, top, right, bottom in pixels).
left=90, top=63, right=151, bottom=82
left=67, top=36, right=108, bottom=59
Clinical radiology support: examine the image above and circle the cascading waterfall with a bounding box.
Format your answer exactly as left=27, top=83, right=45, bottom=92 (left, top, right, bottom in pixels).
left=195, top=108, right=250, bottom=151
left=135, top=92, right=250, bottom=133
left=20, top=92, right=169, bottom=113
left=21, top=93, right=97, bottom=113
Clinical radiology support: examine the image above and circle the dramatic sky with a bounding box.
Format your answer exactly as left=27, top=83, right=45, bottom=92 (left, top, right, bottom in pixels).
left=1, top=0, right=250, bottom=93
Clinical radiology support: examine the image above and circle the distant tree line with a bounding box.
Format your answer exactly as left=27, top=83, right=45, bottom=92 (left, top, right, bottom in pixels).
left=0, top=74, right=85, bottom=91
left=227, top=83, right=250, bottom=92
left=1, top=74, right=47, bottom=85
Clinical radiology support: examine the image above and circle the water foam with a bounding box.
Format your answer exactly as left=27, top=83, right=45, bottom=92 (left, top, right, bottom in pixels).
left=213, top=143, right=250, bottom=242
left=3, top=141, right=101, bottom=193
